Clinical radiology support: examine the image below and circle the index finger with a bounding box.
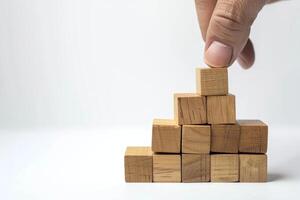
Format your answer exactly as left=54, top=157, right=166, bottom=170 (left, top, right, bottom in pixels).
left=195, top=0, right=217, bottom=41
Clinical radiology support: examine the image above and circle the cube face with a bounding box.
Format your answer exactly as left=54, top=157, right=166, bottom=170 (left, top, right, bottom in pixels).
left=240, top=154, right=267, bottom=182
left=207, top=95, right=236, bottom=124
left=174, top=93, right=207, bottom=125
left=211, top=124, right=240, bottom=153
left=153, top=154, right=181, bottom=182
left=182, top=125, right=211, bottom=154
left=182, top=154, right=210, bottom=182
left=211, top=154, right=239, bottom=182
left=152, top=119, right=181, bottom=153
left=125, top=147, right=153, bottom=182
left=196, top=68, right=228, bottom=96
left=238, top=120, right=268, bottom=153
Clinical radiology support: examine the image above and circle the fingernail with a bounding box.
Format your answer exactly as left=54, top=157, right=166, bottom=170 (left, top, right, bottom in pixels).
left=204, top=41, right=233, bottom=68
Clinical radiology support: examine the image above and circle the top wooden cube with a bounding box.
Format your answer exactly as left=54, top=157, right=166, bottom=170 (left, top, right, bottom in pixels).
left=196, top=68, right=228, bottom=96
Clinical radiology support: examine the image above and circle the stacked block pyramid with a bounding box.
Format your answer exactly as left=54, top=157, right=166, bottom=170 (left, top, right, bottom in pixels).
left=124, top=68, right=268, bottom=183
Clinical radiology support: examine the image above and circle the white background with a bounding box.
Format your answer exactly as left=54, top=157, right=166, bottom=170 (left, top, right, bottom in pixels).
left=0, top=0, right=300, bottom=199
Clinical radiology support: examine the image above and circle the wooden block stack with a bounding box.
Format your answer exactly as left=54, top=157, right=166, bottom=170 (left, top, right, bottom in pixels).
left=124, top=68, right=268, bottom=183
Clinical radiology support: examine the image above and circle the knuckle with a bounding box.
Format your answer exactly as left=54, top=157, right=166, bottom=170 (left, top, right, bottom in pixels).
left=210, top=9, right=251, bottom=44
left=212, top=16, right=247, bottom=44
left=215, top=0, right=247, bottom=26
left=213, top=12, right=245, bottom=35
left=215, top=0, right=263, bottom=26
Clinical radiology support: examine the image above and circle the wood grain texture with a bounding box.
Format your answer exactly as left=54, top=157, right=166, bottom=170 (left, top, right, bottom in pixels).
left=125, top=147, right=153, bottom=182
left=182, top=154, right=210, bottom=182
left=211, top=154, right=239, bottom=182
left=240, top=154, right=267, bottom=182
left=207, top=94, right=236, bottom=124
left=174, top=93, right=207, bottom=125
left=238, top=120, right=268, bottom=153
left=182, top=125, right=211, bottom=154
left=153, top=154, right=181, bottom=182
left=211, top=124, right=240, bottom=153
left=196, top=68, right=228, bottom=96
left=152, top=119, right=181, bottom=153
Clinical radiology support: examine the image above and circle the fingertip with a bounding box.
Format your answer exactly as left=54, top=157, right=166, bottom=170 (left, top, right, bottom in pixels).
left=204, top=41, right=233, bottom=68
left=238, top=39, right=255, bottom=69
left=237, top=56, right=253, bottom=69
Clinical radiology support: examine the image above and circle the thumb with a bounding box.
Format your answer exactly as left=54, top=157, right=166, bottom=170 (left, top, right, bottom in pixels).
left=204, top=0, right=266, bottom=68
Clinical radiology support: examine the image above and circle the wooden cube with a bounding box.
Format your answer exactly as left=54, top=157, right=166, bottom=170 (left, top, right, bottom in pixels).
left=240, top=154, right=267, bottom=182
left=196, top=68, right=228, bottom=96
left=124, top=147, right=153, bottom=182
left=182, top=125, right=210, bottom=154
left=238, top=120, right=268, bottom=153
left=207, top=95, right=236, bottom=124
left=182, top=154, right=210, bottom=182
left=174, top=93, right=207, bottom=125
left=211, top=154, right=239, bottom=182
left=152, top=119, right=181, bottom=153
left=153, top=154, right=181, bottom=182
left=211, top=124, right=240, bottom=153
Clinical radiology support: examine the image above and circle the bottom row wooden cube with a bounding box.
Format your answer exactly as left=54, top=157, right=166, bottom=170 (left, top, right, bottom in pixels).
left=124, top=147, right=153, bottom=182
left=125, top=147, right=267, bottom=183
left=211, top=154, right=239, bottom=182
left=153, top=154, right=181, bottom=182
left=182, top=154, right=210, bottom=182
left=240, top=154, right=267, bottom=182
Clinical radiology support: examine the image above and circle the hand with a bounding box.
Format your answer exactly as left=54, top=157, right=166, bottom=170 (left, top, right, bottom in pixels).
left=195, top=0, right=280, bottom=69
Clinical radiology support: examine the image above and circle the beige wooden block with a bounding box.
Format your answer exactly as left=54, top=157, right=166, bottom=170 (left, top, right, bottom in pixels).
left=211, top=154, right=239, bottom=182
left=207, top=95, right=236, bottom=124
left=182, top=154, right=210, bottom=182
left=182, top=125, right=210, bottom=154
left=174, top=93, right=207, bottom=125
left=152, top=119, right=181, bottom=153
left=153, top=154, right=181, bottom=182
left=240, top=154, right=267, bottom=182
left=211, top=124, right=240, bottom=153
left=238, top=120, right=268, bottom=153
left=196, top=68, right=228, bottom=96
left=124, top=147, right=153, bottom=182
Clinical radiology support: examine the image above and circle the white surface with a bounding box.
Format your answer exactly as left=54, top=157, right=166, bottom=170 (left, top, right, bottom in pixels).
left=1, top=126, right=299, bottom=200
left=0, top=0, right=300, bottom=129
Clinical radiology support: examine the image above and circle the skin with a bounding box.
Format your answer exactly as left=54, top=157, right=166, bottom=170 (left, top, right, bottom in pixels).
left=195, top=0, right=281, bottom=69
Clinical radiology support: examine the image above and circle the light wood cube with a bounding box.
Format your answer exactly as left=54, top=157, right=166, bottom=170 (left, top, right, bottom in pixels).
left=207, top=94, right=236, bottom=124
left=196, top=68, right=228, bottom=96
left=174, top=93, right=207, bottom=125
left=211, top=154, right=239, bottom=182
left=238, top=120, right=268, bottom=153
left=240, top=154, right=267, bottom=182
left=182, top=154, right=210, bottom=182
left=153, top=154, right=181, bottom=182
left=211, top=124, right=240, bottom=153
left=124, top=147, right=153, bottom=182
left=182, top=125, right=210, bottom=154
left=152, top=119, right=181, bottom=153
